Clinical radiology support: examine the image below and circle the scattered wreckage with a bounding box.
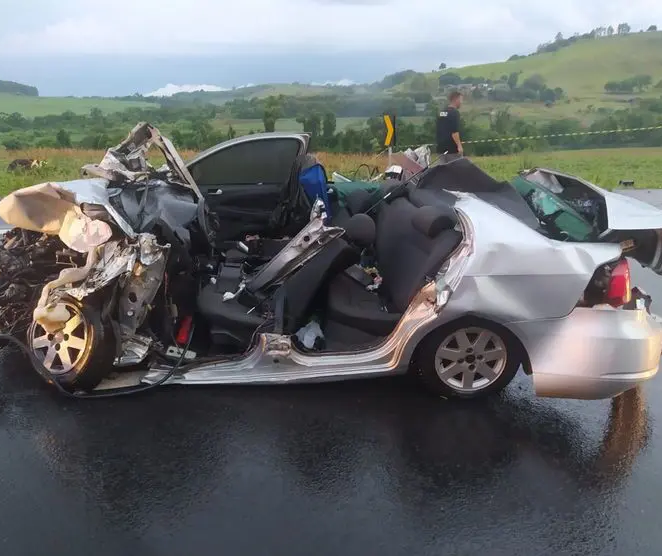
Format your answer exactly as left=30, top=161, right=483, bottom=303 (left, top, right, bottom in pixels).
left=0, top=123, right=660, bottom=400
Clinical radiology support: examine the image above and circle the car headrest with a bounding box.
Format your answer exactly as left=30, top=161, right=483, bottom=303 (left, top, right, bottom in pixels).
left=382, top=179, right=407, bottom=201
left=412, top=205, right=457, bottom=238
left=343, top=213, right=376, bottom=247
left=345, top=189, right=374, bottom=215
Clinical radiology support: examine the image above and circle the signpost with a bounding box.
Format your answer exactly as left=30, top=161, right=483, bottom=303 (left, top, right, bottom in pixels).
left=383, top=113, right=396, bottom=166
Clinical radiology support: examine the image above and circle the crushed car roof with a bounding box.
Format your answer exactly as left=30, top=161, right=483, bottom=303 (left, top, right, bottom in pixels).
left=81, top=122, right=203, bottom=200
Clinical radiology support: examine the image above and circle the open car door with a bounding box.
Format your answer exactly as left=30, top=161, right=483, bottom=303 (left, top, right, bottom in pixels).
left=186, top=132, right=310, bottom=241
left=519, top=168, right=662, bottom=274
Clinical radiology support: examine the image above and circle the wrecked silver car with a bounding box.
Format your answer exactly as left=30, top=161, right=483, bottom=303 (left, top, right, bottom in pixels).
left=0, top=124, right=660, bottom=400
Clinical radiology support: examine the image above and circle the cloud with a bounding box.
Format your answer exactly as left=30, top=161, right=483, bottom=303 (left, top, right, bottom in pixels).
left=145, top=83, right=229, bottom=96
left=0, top=0, right=661, bottom=59
left=311, top=79, right=356, bottom=86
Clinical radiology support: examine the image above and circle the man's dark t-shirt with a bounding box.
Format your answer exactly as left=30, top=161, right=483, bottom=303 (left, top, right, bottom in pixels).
left=436, top=106, right=460, bottom=154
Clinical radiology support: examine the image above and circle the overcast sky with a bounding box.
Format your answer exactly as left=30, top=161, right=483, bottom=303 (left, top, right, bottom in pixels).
left=0, top=0, right=660, bottom=96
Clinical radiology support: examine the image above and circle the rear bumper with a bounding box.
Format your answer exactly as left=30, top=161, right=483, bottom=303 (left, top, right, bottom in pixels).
left=508, top=307, right=662, bottom=400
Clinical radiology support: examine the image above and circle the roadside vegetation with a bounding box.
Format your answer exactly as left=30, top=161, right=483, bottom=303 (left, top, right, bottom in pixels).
left=1, top=25, right=662, bottom=193
left=1, top=146, right=660, bottom=197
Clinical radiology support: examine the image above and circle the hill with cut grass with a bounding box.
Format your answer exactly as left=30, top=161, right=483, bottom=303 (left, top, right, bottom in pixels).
left=429, top=31, right=662, bottom=98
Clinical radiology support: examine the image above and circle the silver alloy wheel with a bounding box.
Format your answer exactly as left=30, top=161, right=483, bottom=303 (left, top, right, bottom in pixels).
left=434, top=326, right=507, bottom=392
left=30, top=302, right=90, bottom=375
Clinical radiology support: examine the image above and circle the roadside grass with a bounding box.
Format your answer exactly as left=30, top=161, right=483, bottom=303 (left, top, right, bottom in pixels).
left=1, top=146, right=660, bottom=197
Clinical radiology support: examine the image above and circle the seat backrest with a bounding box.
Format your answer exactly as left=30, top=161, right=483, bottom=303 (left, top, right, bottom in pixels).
left=375, top=197, right=461, bottom=312
left=281, top=237, right=359, bottom=332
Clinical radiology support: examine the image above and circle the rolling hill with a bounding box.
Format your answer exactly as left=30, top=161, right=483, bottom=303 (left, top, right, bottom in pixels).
left=431, top=31, right=662, bottom=98
left=1, top=30, right=662, bottom=125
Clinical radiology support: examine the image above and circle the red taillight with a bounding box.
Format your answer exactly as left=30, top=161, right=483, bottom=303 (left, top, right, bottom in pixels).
left=176, top=315, right=193, bottom=345
left=606, top=259, right=631, bottom=307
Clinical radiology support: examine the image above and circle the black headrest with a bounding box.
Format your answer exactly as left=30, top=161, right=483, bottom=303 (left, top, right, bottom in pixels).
left=382, top=179, right=407, bottom=201
left=345, top=189, right=374, bottom=215
left=343, top=213, right=376, bottom=247
left=412, top=205, right=457, bottom=238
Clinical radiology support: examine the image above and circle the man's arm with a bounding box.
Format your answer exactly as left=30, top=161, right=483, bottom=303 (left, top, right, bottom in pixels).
left=451, top=110, right=463, bottom=154
left=451, top=132, right=463, bottom=155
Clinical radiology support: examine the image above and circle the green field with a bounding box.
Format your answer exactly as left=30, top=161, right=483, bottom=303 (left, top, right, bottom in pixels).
left=0, top=146, right=660, bottom=197
left=0, top=93, right=154, bottom=117
left=473, top=147, right=662, bottom=188
left=434, top=32, right=662, bottom=97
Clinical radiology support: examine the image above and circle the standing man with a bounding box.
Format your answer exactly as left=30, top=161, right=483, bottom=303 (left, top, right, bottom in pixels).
left=436, top=90, right=463, bottom=162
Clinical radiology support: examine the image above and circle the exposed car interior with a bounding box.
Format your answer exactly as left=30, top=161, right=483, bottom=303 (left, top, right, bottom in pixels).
left=194, top=175, right=464, bottom=356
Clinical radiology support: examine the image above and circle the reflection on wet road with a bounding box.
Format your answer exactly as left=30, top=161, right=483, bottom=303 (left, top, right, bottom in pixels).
left=0, top=265, right=661, bottom=555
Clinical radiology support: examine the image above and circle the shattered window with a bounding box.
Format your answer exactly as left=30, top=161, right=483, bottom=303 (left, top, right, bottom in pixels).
left=190, top=138, right=301, bottom=186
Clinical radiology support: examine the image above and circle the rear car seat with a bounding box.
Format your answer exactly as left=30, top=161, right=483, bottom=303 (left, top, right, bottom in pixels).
left=326, top=197, right=462, bottom=337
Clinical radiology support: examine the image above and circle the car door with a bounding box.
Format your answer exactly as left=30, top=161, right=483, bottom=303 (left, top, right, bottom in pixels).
left=186, top=133, right=309, bottom=240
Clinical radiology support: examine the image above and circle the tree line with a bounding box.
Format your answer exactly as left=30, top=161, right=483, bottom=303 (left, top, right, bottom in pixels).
left=1, top=94, right=662, bottom=156
left=439, top=72, right=565, bottom=104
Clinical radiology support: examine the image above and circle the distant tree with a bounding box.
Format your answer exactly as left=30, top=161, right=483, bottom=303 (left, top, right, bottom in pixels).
left=262, top=95, right=283, bottom=133
left=607, top=25, right=615, bottom=36
left=605, top=80, right=621, bottom=93
left=227, top=125, right=237, bottom=140
left=521, top=73, right=546, bottom=91
left=648, top=25, right=658, bottom=32
left=171, top=129, right=185, bottom=147
left=55, top=129, right=72, bottom=148
left=409, top=73, right=429, bottom=91
left=296, top=113, right=322, bottom=139
left=617, top=23, right=631, bottom=34
left=555, top=32, right=564, bottom=42
left=425, top=99, right=440, bottom=118
left=634, top=74, right=653, bottom=91
left=412, top=91, right=432, bottom=103
left=438, top=72, right=462, bottom=87
left=438, top=62, right=447, bottom=70
left=507, top=72, right=519, bottom=90
left=489, top=108, right=513, bottom=135
left=5, top=112, right=27, bottom=128
left=262, top=113, right=277, bottom=133
left=89, top=107, right=103, bottom=121
left=322, top=112, right=336, bottom=139
left=35, top=137, right=57, bottom=148
left=540, top=88, right=557, bottom=103
left=471, top=88, right=485, bottom=100
left=2, top=137, right=24, bottom=150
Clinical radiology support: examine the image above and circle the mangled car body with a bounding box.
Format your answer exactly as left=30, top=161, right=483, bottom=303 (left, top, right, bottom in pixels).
left=0, top=124, right=660, bottom=400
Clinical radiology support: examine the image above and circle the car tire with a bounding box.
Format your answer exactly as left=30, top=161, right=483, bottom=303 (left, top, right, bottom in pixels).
left=415, top=318, right=521, bottom=399
left=27, top=297, right=115, bottom=392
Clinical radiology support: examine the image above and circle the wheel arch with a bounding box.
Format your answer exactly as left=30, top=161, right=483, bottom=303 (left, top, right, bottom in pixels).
left=411, top=313, right=532, bottom=375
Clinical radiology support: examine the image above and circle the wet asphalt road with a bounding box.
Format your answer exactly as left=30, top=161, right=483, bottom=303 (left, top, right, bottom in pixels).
left=0, top=262, right=659, bottom=556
